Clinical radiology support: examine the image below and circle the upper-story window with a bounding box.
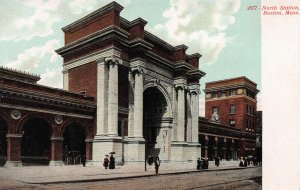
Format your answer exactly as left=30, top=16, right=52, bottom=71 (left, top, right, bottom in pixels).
left=212, top=93, right=217, bottom=98
left=221, top=92, right=226, bottom=97
left=212, top=106, right=218, bottom=114
left=229, top=120, right=236, bottom=127
left=230, top=90, right=236, bottom=96
left=230, top=105, right=236, bottom=114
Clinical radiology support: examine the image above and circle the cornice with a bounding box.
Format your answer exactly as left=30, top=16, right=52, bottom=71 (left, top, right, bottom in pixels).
left=144, top=30, right=174, bottom=51
left=62, top=1, right=124, bottom=32
left=56, top=25, right=129, bottom=56
left=204, top=83, right=259, bottom=94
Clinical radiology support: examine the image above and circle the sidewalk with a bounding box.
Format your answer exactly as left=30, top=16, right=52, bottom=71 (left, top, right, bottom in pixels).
left=0, top=162, right=259, bottom=184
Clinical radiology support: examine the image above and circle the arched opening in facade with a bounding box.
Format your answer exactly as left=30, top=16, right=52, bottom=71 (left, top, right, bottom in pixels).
left=63, top=123, right=86, bottom=165
left=21, top=118, right=52, bottom=165
left=143, top=87, right=170, bottom=161
left=0, top=117, right=8, bottom=166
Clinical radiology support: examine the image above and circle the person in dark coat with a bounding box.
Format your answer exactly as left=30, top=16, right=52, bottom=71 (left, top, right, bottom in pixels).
left=103, top=155, right=109, bottom=169
left=197, top=158, right=201, bottom=170
left=82, top=154, right=86, bottom=167
left=215, top=157, right=220, bottom=167
left=109, top=154, right=115, bottom=169
left=154, top=157, right=160, bottom=174
left=204, top=157, right=209, bottom=169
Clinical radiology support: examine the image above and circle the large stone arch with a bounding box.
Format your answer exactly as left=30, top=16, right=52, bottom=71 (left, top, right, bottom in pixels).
left=144, top=80, right=173, bottom=118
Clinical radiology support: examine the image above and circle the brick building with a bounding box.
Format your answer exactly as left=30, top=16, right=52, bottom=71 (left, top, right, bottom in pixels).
left=199, top=76, right=259, bottom=160
left=0, top=2, right=205, bottom=166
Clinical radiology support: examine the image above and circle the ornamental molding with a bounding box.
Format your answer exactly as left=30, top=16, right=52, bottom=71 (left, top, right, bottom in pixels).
left=10, top=110, right=21, bottom=120
left=55, top=115, right=63, bottom=125
left=63, top=46, right=127, bottom=71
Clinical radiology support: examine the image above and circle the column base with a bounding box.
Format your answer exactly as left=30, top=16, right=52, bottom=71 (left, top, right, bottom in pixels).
left=92, top=136, right=123, bottom=166
left=124, top=137, right=145, bottom=162
left=186, top=142, right=201, bottom=162
left=49, top=160, right=64, bottom=166
left=5, top=161, right=22, bottom=167
left=171, top=142, right=188, bottom=162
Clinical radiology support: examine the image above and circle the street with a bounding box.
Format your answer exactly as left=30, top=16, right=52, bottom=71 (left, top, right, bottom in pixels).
left=0, top=167, right=261, bottom=190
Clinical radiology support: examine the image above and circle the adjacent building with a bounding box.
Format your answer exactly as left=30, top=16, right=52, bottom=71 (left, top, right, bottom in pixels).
left=199, top=76, right=259, bottom=160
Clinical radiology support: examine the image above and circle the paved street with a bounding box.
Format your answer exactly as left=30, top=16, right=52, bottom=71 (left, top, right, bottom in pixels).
left=0, top=167, right=261, bottom=190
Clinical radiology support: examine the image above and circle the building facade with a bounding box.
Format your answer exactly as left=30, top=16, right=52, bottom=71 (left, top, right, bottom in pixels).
left=199, top=77, right=259, bottom=160
left=0, top=1, right=205, bottom=167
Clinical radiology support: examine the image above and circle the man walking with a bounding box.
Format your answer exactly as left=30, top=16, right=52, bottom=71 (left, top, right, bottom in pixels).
left=154, top=157, right=160, bottom=174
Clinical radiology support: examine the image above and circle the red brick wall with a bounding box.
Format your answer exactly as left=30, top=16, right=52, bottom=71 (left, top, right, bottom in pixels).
left=130, top=24, right=144, bottom=40
left=65, top=11, right=120, bottom=44
left=68, top=61, right=97, bottom=98
left=205, top=96, right=257, bottom=133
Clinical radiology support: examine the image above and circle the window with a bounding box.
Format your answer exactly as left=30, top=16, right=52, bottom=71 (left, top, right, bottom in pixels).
left=229, top=120, right=236, bottom=127
left=212, top=106, right=218, bottom=114
left=221, top=92, right=226, bottom=97
left=230, top=90, right=236, bottom=96
left=212, top=93, right=217, bottom=98
left=230, top=105, right=236, bottom=114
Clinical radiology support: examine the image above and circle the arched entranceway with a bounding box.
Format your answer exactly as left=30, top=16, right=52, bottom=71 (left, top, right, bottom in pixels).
left=21, top=118, right=52, bottom=165
left=0, top=117, right=8, bottom=166
left=63, top=123, right=86, bottom=165
left=143, top=87, right=171, bottom=161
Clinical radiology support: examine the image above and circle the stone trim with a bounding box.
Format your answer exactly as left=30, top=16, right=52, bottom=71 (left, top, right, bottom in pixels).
left=6, top=134, right=22, bottom=138
left=0, top=103, right=94, bottom=119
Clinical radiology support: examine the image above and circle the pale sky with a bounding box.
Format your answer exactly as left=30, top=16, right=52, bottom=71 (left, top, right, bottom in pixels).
left=0, top=0, right=261, bottom=116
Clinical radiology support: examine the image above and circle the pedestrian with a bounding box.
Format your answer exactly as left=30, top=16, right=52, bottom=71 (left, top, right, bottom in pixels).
left=154, top=157, right=160, bottom=174
left=103, top=155, right=109, bottom=169
left=197, top=158, right=201, bottom=170
left=204, top=157, right=209, bottom=169
left=215, top=156, right=220, bottom=167
left=239, top=157, right=244, bottom=167
left=82, top=154, right=86, bottom=167
left=109, top=154, right=115, bottom=169
left=243, top=157, right=247, bottom=167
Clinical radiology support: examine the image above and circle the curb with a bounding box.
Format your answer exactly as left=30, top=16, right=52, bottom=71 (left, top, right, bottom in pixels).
left=21, top=166, right=260, bottom=185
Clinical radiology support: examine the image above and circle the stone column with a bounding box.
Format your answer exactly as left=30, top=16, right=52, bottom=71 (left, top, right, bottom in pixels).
left=62, top=70, right=69, bottom=90
left=231, top=139, right=235, bottom=160
left=214, top=137, right=218, bottom=158
left=5, top=134, right=22, bottom=167
left=176, top=85, right=185, bottom=142
left=133, top=68, right=144, bottom=138
left=204, top=135, right=209, bottom=159
left=96, top=58, right=108, bottom=136
left=127, top=71, right=134, bottom=137
left=107, top=58, right=119, bottom=137
left=85, top=138, right=93, bottom=161
left=49, top=137, right=64, bottom=166
left=223, top=138, right=227, bottom=160
left=190, top=85, right=200, bottom=143
left=186, top=92, right=192, bottom=142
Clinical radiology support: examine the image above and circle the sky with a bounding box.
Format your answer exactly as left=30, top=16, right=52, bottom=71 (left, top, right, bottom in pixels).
left=0, top=0, right=261, bottom=116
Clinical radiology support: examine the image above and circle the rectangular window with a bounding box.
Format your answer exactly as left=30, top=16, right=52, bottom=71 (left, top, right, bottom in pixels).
left=221, top=92, right=226, bottom=97
left=230, top=105, right=236, bottom=114
left=230, top=90, right=236, bottom=96
left=212, top=93, right=217, bottom=98
left=212, top=106, right=218, bottom=114
left=229, top=120, right=236, bottom=127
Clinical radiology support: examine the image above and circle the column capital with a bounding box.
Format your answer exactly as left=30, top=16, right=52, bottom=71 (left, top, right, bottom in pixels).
left=105, top=56, right=121, bottom=65
left=131, top=65, right=145, bottom=75
left=50, top=137, right=64, bottom=141
left=174, top=78, right=187, bottom=90
left=6, top=134, right=22, bottom=138
left=188, top=84, right=200, bottom=94
left=62, top=69, right=68, bottom=74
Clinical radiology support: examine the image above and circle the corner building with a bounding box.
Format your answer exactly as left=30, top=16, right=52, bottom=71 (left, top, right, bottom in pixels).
left=56, top=2, right=205, bottom=165
left=199, top=77, right=259, bottom=160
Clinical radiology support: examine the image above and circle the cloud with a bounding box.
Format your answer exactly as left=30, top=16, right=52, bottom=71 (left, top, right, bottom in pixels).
left=0, top=0, right=132, bottom=41
left=5, top=39, right=60, bottom=71
left=38, top=68, right=63, bottom=88
left=148, top=0, right=241, bottom=65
